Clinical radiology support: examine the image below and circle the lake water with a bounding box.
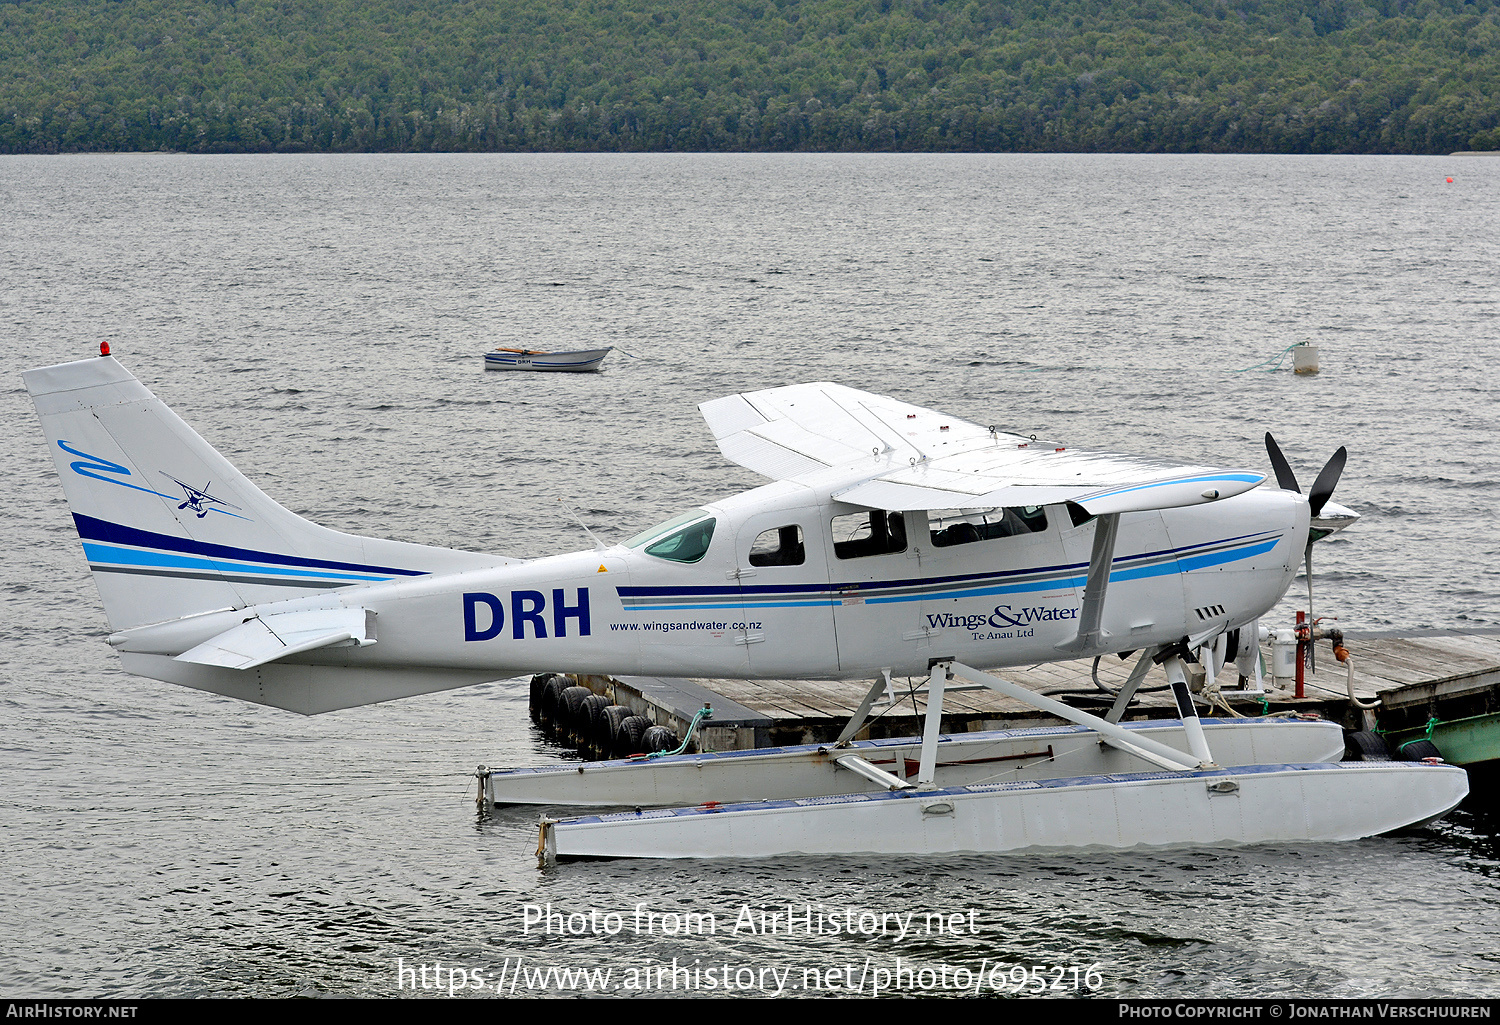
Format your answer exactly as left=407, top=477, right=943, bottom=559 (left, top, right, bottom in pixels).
left=2, top=152, right=1498, bottom=998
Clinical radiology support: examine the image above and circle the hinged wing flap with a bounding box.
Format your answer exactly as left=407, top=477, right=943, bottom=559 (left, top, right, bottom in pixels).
left=700, top=383, right=995, bottom=481
left=834, top=445, right=1264, bottom=513
left=834, top=479, right=1092, bottom=511
left=175, top=607, right=374, bottom=670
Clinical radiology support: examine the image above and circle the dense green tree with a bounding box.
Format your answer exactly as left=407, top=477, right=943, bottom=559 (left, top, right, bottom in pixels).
left=0, top=0, right=1495, bottom=153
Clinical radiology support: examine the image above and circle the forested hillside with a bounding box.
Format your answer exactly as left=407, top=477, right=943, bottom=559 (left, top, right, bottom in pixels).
left=3, top=0, right=1496, bottom=154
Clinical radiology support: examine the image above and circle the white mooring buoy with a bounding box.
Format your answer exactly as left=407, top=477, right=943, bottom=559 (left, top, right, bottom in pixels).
left=1292, top=343, right=1320, bottom=374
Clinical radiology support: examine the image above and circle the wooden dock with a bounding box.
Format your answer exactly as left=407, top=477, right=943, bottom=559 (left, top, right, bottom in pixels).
left=558, top=630, right=1500, bottom=764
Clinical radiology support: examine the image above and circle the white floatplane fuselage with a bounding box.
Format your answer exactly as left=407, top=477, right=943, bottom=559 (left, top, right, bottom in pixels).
left=23, top=354, right=1467, bottom=860
left=29, top=355, right=1302, bottom=709
left=105, top=470, right=1304, bottom=696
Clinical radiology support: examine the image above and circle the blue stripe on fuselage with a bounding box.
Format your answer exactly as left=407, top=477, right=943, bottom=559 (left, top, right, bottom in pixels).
left=620, top=531, right=1284, bottom=610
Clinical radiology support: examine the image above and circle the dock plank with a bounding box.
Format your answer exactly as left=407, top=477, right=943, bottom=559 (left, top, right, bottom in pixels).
left=552, top=632, right=1500, bottom=751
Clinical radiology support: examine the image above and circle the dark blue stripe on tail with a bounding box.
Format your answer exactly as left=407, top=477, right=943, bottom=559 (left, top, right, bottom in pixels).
left=72, top=513, right=427, bottom=578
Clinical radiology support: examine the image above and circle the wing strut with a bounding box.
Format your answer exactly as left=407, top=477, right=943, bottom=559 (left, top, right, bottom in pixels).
left=1057, top=512, right=1120, bottom=654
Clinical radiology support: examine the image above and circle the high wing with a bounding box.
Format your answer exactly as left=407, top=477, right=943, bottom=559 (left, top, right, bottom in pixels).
left=700, top=383, right=1266, bottom=514
left=699, top=383, right=995, bottom=478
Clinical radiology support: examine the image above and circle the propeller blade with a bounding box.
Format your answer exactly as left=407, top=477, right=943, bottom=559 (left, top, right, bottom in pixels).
left=1307, top=446, right=1347, bottom=518
left=1264, top=432, right=1301, bottom=493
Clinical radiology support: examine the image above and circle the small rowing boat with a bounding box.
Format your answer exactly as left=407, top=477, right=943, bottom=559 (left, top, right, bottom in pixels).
left=483, top=347, right=612, bottom=372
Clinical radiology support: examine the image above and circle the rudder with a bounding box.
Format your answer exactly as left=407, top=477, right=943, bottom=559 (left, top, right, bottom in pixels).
left=25, top=355, right=513, bottom=632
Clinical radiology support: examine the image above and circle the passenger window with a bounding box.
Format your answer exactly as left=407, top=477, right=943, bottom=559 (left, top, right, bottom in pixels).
left=749, top=525, right=805, bottom=567
left=642, top=516, right=716, bottom=563
left=832, top=510, right=907, bottom=560
left=929, top=506, right=1048, bottom=547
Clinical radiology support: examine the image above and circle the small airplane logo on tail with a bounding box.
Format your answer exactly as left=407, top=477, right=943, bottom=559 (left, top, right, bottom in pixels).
left=57, top=440, right=251, bottom=523
left=159, top=473, right=245, bottom=519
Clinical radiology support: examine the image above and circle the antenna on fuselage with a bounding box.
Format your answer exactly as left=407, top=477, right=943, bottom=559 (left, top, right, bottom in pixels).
left=558, top=498, right=609, bottom=552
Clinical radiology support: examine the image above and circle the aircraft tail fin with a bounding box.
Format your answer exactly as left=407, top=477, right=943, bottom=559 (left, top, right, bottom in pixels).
left=24, top=355, right=515, bottom=632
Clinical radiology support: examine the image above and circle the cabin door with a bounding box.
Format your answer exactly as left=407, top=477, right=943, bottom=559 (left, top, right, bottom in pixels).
left=825, top=504, right=930, bottom=676
left=733, top=508, right=839, bottom=677
left=913, top=504, right=1073, bottom=665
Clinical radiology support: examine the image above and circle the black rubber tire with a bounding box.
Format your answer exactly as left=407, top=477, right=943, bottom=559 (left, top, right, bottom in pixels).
left=529, top=673, right=552, bottom=721
left=559, top=686, right=593, bottom=740
left=617, top=716, right=653, bottom=756
left=1396, top=739, right=1443, bottom=762
left=642, top=724, right=678, bottom=754
left=1344, top=730, right=1391, bottom=761
left=538, top=675, right=568, bottom=730
left=578, top=694, right=611, bottom=749
left=599, top=705, right=633, bottom=756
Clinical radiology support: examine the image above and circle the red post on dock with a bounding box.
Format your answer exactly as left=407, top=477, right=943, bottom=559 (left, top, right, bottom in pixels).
left=1295, top=610, right=1307, bottom=699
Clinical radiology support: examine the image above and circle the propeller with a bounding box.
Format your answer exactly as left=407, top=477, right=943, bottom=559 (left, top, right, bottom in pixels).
left=1266, top=433, right=1347, bottom=517
left=1264, top=434, right=1351, bottom=673
left=1308, top=448, right=1347, bottom=518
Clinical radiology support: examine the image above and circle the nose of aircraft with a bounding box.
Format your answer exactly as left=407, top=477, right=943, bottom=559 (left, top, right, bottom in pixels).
left=1310, top=499, right=1359, bottom=541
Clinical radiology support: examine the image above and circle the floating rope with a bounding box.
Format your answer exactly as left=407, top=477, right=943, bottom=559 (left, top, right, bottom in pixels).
left=648, top=705, right=715, bottom=758
left=1376, top=715, right=1443, bottom=739
left=1234, top=342, right=1303, bottom=373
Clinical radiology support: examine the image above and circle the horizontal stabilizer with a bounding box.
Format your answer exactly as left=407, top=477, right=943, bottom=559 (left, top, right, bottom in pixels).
left=122, top=652, right=497, bottom=715
left=176, top=608, right=374, bottom=670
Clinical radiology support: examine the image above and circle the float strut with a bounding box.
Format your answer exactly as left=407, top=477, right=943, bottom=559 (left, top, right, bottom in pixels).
left=834, top=669, right=894, bottom=747
left=1159, top=653, right=1216, bottom=767
left=1105, top=648, right=1159, bottom=724
left=915, top=661, right=949, bottom=788
left=947, top=660, right=1199, bottom=772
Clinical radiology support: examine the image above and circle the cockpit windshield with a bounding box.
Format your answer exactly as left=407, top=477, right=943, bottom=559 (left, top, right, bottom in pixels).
left=625, top=508, right=717, bottom=564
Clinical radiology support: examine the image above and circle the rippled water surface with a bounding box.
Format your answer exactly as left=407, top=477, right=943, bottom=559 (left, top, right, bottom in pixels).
left=2, top=153, right=1498, bottom=998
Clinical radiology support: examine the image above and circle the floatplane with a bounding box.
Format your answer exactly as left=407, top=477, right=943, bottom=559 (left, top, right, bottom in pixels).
left=24, top=349, right=1467, bottom=861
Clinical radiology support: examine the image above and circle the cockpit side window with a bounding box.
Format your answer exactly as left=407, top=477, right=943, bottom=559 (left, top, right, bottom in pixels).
left=643, top=518, right=715, bottom=563
left=627, top=509, right=717, bottom=564
left=832, top=510, right=907, bottom=560
left=929, top=506, right=1048, bottom=547
left=749, top=525, right=805, bottom=567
